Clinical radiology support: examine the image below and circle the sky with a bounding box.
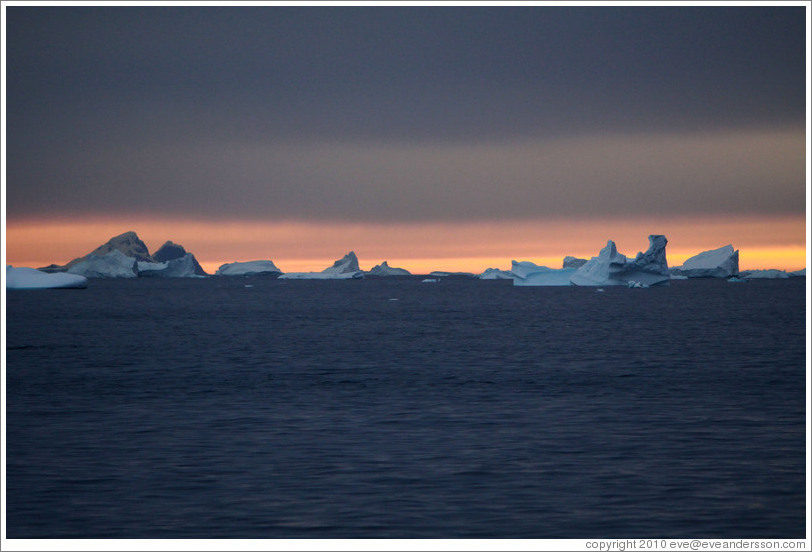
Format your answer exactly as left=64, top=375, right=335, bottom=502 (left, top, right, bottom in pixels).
left=3, top=3, right=809, bottom=273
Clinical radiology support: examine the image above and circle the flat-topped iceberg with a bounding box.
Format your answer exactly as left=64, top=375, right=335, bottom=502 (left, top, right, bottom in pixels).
left=742, top=269, right=789, bottom=279
left=510, top=260, right=575, bottom=286
left=279, top=252, right=365, bottom=280
left=7, top=266, right=88, bottom=289
left=280, top=271, right=363, bottom=280
left=67, top=249, right=139, bottom=278
left=216, top=260, right=282, bottom=276
left=429, top=271, right=475, bottom=278
left=570, top=235, right=670, bottom=287
left=367, top=261, right=411, bottom=276
left=671, top=244, right=739, bottom=278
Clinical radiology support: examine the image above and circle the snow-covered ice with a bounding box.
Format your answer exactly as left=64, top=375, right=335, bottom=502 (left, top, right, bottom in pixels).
left=67, top=250, right=139, bottom=278
left=139, top=253, right=207, bottom=278
left=570, top=235, right=670, bottom=287
left=7, top=266, right=88, bottom=289
left=670, top=245, right=739, bottom=278
left=216, top=260, right=282, bottom=276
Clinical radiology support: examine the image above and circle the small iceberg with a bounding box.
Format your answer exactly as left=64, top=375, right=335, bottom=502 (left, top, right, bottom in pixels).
left=478, top=268, right=514, bottom=280
left=367, top=261, right=411, bottom=276
left=741, top=269, right=789, bottom=279
left=670, top=244, right=739, bottom=278
left=216, top=260, right=282, bottom=276
left=279, top=252, right=365, bottom=279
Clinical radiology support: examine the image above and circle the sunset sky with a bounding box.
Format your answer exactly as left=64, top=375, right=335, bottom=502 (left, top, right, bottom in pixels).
left=3, top=3, right=808, bottom=274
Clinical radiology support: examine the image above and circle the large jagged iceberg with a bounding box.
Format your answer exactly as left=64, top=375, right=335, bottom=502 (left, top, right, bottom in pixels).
left=367, top=261, right=411, bottom=276
left=70, top=231, right=152, bottom=268
left=216, top=260, right=282, bottom=276
left=67, top=249, right=139, bottom=278
left=510, top=260, right=575, bottom=286
left=6, top=266, right=88, bottom=289
left=670, top=245, right=739, bottom=278
left=279, top=252, right=365, bottom=280
left=43, top=231, right=207, bottom=278
left=570, top=235, right=670, bottom=287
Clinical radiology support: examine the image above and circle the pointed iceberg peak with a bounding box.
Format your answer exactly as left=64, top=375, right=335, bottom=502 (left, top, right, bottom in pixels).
left=323, top=251, right=361, bottom=274
left=597, top=240, right=626, bottom=264
left=152, top=241, right=187, bottom=262
left=147, top=240, right=207, bottom=276
left=633, top=235, right=669, bottom=272
left=87, top=231, right=152, bottom=263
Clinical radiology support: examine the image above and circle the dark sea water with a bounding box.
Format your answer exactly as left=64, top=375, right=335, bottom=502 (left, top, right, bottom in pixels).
left=5, top=276, right=808, bottom=539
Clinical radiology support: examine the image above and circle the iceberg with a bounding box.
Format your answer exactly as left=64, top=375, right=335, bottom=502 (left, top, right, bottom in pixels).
left=789, top=268, right=806, bottom=277
left=280, top=271, right=363, bottom=280
left=62, top=230, right=152, bottom=270
left=67, top=249, right=139, bottom=278
left=509, top=260, right=547, bottom=280
left=429, top=271, right=474, bottom=278
left=279, top=252, right=365, bottom=280
left=742, top=269, right=789, bottom=279
left=323, top=251, right=362, bottom=275
left=562, top=256, right=588, bottom=269
left=151, top=241, right=186, bottom=262
left=670, top=245, right=739, bottom=278
left=570, top=235, right=670, bottom=287
left=509, top=260, right=575, bottom=286
left=7, top=266, right=88, bottom=289
left=216, top=260, right=282, bottom=276
left=478, top=268, right=514, bottom=280
left=367, top=261, right=411, bottom=276
left=150, top=241, right=207, bottom=276
left=137, top=256, right=205, bottom=278
left=139, top=253, right=207, bottom=278
left=43, top=231, right=206, bottom=278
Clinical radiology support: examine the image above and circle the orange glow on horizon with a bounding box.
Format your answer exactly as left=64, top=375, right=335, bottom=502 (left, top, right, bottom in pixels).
left=4, top=214, right=807, bottom=275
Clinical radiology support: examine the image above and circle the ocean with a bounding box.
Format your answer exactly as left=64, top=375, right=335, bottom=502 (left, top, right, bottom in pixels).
left=4, top=276, right=807, bottom=538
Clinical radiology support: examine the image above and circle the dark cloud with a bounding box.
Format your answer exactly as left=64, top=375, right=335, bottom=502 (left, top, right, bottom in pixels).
left=5, top=5, right=807, bottom=222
